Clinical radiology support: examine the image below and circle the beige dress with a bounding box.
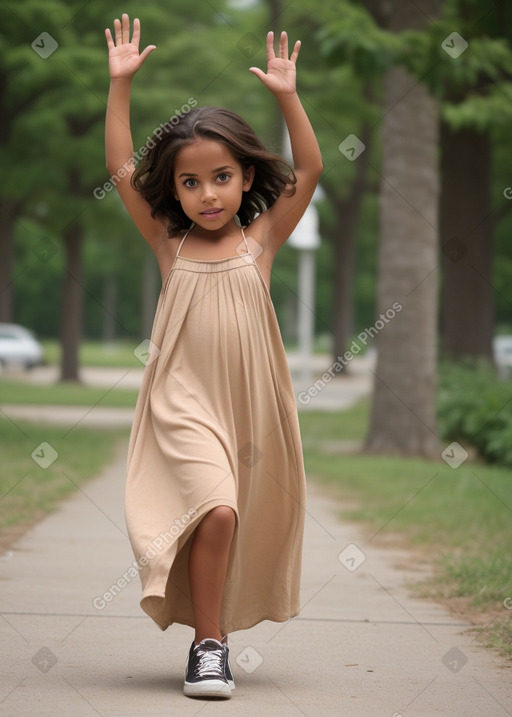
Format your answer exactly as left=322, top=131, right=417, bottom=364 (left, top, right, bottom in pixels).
left=125, top=225, right=307, bottom=634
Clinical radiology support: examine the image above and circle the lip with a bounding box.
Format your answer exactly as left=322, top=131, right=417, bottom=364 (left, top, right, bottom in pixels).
left=200, top=208, right=223, bottom=219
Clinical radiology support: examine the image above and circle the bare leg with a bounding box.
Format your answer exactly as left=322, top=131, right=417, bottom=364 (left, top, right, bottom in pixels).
left=188, top=506, right=236, bottom=644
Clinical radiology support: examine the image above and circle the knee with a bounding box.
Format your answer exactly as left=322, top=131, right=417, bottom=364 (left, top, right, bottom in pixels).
left=199, top=506, right=236, bottom=541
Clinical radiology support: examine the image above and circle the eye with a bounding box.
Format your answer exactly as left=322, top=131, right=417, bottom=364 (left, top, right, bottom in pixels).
left=217, top=173, right=230, bottom=183
left=183, top=178, right=197, bottom=188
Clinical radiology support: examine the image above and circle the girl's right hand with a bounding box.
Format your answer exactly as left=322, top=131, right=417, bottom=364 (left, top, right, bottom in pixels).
left=105, top=13, right=156, bottom=80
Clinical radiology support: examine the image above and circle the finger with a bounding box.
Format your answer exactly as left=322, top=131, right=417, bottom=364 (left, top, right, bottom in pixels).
left=249, top=67, right=266, bottom=83
left=132, top=17, right=140, bottom=49
left=113, top=18, right=121, bottom=46
left=140, top=44, right=157, bottom=63
left=121, top=13, right=130, bottom=44
left=290, top=39, right=301, bottom=64
left=266, top=31, right=276, bottom=61
left=280, top=31, right=288, bottom=59
left=105, top=28, right=115, bottom=51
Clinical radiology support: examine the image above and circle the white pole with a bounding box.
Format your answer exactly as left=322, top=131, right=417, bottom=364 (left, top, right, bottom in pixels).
left=297, top=249, right=316, bottom=387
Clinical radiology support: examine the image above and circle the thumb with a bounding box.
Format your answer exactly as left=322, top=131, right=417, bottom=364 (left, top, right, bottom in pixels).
left=249, top=67, right=266, bottom=82
left=140, top=44, right=157, bottom=63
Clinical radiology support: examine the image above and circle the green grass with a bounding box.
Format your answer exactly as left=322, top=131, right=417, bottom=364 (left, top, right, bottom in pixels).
left=298, top=401, right=512, bottom=659
left=41, top=339, right=146, bottom=368
left=0, top=379, right=139, bottom=407
left=0, top=418, right=129, bottom=535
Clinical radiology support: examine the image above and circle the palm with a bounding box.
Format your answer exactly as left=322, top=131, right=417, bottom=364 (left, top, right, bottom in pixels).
left=105, top=14, right=155, bottom=80
left=250, top=32, right=300, bottom=95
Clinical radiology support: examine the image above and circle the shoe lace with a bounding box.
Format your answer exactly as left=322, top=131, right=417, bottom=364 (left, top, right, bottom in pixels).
left=195, top=646, right=225, bottom=678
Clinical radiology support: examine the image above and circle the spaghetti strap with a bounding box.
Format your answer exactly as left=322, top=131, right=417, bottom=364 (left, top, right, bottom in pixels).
left=175, top=224, right=195, bottom=259
left=175, top=222, right=253, bottom=262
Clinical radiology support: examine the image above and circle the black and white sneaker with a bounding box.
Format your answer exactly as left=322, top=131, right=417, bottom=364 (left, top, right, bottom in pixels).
left=221, top=635, right=235, bottom=690
left=183, top=638, right=231, bottom=698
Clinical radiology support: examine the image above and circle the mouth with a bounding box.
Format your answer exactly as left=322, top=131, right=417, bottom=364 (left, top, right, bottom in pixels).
left=200, top=208, right=223, bottom=220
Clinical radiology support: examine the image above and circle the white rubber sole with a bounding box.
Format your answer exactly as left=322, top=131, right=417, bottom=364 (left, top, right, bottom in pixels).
left=183, top=679, right=231, bottom=698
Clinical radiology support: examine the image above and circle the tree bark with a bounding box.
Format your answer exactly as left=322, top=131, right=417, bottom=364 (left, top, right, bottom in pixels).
left=439, top=123, right=494, bottom=361
left=365, top=0, right=440, bottom=458
left=60, top=221, right=84, bottom=382
left=0, top=203, right=17, bottom=322
left=327, top=114, right=373, bottom=368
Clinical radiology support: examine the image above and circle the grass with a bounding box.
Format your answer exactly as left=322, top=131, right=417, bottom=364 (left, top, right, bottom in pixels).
left=0, top=418, right=129, bottom=540
left=298, top=400, right=512, bottom=659
left=41, top=339, right=146, bottom=368
left=0, top=379, right=139, bottom=407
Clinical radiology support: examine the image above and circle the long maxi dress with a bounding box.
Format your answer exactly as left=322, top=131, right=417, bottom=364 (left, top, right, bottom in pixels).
left=125, top=224, right=307, bottom=635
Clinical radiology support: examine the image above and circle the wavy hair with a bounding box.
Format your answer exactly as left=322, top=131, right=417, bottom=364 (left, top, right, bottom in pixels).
left=131, top=106, right=297, bottom=235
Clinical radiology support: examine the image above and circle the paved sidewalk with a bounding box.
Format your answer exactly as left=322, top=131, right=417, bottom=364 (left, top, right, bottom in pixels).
left=1, top=441, right=511, bottom=716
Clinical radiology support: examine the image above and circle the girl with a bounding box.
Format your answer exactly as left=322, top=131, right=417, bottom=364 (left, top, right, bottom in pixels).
left=104, top=13, right=322, bottom=700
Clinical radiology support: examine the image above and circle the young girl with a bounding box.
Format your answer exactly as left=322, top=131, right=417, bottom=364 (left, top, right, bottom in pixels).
left=104, top=13, right=322, bottom=700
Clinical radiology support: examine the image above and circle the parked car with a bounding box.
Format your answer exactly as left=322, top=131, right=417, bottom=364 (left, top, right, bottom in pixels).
left=0, top=323, right=44, bottom=370
left=493, top=335, right=512, bottom=378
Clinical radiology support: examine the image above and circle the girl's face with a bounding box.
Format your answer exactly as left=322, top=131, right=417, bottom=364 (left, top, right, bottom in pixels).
left=173, top=139, right=254, bottom=233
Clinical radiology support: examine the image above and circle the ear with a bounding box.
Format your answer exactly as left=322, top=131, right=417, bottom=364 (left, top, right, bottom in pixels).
left=242, top=165, right=255, bottom=192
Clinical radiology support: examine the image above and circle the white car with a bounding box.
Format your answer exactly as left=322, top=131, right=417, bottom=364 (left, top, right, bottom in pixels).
left=493, top=335, right=512, bottom=378
left=0, top=323, right=44, bottom=370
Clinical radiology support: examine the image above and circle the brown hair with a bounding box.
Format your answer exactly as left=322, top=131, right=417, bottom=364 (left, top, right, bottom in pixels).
left=131, top=106, right=297, bottom=236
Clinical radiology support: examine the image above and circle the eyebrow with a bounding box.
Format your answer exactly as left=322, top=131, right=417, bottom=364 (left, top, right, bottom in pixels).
left=177, top=165, right=235, bottom=178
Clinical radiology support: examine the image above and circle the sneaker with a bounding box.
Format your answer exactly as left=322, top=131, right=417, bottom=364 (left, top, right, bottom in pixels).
left=183, top=638, right=231, bottom=698
left=221, top=635, right=235, bottom=690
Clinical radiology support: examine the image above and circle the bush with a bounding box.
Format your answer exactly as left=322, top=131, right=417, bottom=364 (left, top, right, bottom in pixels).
left=437, top=358, right=512, bottom=467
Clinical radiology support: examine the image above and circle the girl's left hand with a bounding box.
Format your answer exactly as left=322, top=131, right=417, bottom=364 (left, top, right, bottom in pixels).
left=249, top=31, right=300, bottom=95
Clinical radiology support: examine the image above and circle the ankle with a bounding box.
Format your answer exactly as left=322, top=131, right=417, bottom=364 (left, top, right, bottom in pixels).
left=194, top=633, right=222, bottom=646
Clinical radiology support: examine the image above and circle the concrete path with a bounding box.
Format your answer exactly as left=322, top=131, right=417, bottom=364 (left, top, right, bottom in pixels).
left=1, top=441, right=511, bottom=716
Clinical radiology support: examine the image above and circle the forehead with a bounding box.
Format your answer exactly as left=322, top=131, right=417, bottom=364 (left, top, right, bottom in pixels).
left=174, top=139, right=239, bottom=175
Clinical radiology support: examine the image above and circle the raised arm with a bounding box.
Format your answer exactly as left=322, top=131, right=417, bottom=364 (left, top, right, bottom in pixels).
left=105, top=14, right=167, bottom=248
left=249, top=32, right=323, bottom=251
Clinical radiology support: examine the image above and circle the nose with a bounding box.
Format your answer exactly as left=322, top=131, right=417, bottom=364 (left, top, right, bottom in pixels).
left=201, top=183, right=217, bottom=203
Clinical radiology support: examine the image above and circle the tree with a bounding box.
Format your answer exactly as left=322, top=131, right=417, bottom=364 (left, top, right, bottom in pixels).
left=365, top=0, right=441, bottom=457
left=439, top=1, right=512, bottom=362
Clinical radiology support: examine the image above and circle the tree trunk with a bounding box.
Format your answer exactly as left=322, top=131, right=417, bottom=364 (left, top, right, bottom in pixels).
left=102, top=275, right=117, bottom=343
left=439, top=123, right=494, bottom=361
left=365, top=1, right=440, bottom=458
left=60, top=221, right=84, bottom=382
left=0, top=203, right=17, bottom=322
left=328, top=114, right=373, bottom=368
